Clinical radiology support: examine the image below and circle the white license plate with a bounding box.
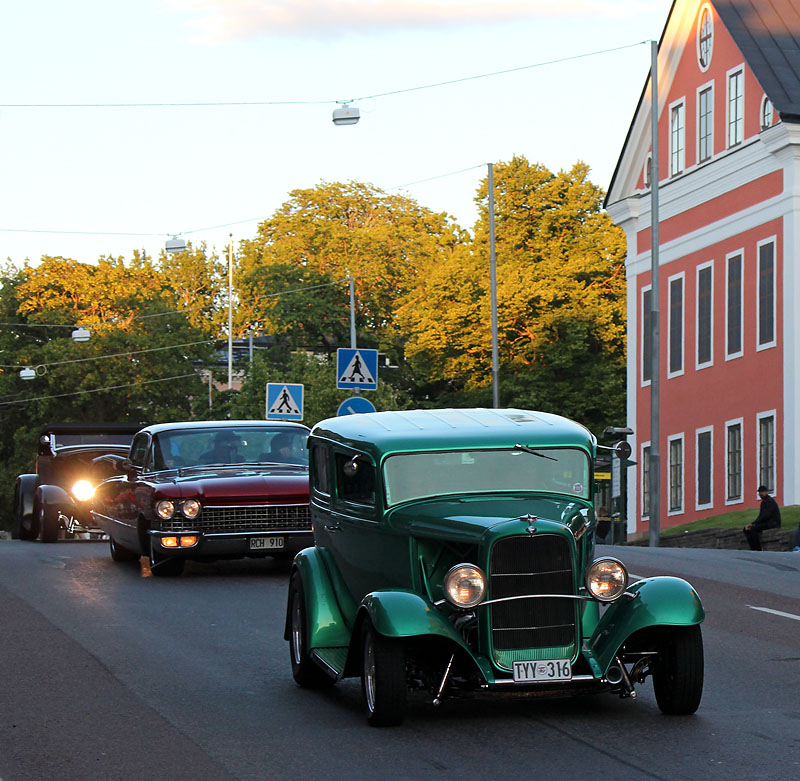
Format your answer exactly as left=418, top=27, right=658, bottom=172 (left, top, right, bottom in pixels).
left=513, top=659, right=572, bottom=682
left=249, top=536, right=285, bottom=551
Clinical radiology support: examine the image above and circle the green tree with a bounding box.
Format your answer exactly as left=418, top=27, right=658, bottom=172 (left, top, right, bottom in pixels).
left=236, top=181, right=467, bottom=363
left=397, top=157, right=627, bottom=432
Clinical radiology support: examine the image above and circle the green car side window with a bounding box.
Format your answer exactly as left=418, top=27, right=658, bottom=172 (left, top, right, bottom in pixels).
left=335, top=452, right=375, bottom=505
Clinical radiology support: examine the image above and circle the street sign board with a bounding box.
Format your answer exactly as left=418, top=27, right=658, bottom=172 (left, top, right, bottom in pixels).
left=266, top=383, right=304, bottom=421
left=337, top=396, right=376, bottom=416
left=336, top=348, right=378, bottom=390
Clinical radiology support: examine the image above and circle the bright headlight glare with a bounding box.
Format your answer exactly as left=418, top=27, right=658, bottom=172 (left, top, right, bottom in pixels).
left=182, top=499, right=201, bottom=519
left=72, top=480, right=95, bottom=502
left=443, top=564, right=486, bottom=608
left=156, top=500, right=175, bottom=520
left=586, top=557, right=628, bottom=602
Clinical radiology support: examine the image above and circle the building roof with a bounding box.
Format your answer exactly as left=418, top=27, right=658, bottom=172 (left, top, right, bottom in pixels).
left=605, top=0, right=800, bottom=206
left=717, top=0, right=800, bottom=121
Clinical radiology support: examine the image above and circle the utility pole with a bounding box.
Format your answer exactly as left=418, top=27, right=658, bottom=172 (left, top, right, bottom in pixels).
left=649, top=40, right=661, bottom=548
left=488, top=163, right=499, bottom=408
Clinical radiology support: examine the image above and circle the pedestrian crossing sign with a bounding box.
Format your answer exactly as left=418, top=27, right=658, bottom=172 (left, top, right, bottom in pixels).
left=336, top=348, right=378, bottom=390
left=266, top=383, right=304, bottom=421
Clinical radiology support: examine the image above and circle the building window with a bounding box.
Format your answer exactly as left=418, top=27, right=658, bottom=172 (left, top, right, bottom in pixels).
left=641, top=443, right=651, bottom=518
left=697, top=263, right=713, bottom=368
left=641, top=286, right=653, bottom=385
left=696, top=428, right=713, bottom=509
left=671, top=101, right=686, bottom=175
left=727, top=68, right=744, bottom=147
left=668, top=274, right=684, bottom=376
left=761, top=95, right=773, bottom=130
left=643, top=153, right=652, bottom=189
left=726, top=420, right=743, bottom=502
left=698, top=85, right=713, bottom=162
left=698, top=6, right=713, bottom=70
left=758, top=239, right=775, bottom=348
left=758, top=413, right=775, bottom=492
left=726, top=252, right=743, bottom=358
left=668, top=435, right=684, bottom=513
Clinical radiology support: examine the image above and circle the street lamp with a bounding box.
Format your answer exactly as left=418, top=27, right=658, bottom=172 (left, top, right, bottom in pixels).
left=333, top=103, right=360, bottom=126
left=165, top=235, right=187, bottom=253
left=19, top=367, right=35, bottom=380
left=71, top=327, right=90, bottom=343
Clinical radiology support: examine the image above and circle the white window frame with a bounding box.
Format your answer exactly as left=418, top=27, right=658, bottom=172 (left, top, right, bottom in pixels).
left=725, top=417, right=744, bottom=505
left=670, top=98, right=686, bottom=176
left=667, top=271, right=685, bottom=378
left=725, top=249, right=744, bottom=361
left=760, top=94, right=773, bottom=131
left=640, top=441, right=652, bottom=520
left=696, top=4, right=714, bottom=72
left=726, top=65, right=745, bottom=148
left=696, top=260, right=714, bottom=370
left=695, top=425, right=714, bottom=511
left=640, top=284, right=653, bottom=387
left=667, top=433, right=685, bottom=515
left=697, top=80, right=714, bottom=163
left=756, top=410, right=777, bottom=494
left=756, top=236, right=777, bottom=351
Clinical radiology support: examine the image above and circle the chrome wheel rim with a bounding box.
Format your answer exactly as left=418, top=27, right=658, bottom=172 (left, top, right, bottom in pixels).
left=291, top=591, right=303, bottom=666
left=363, top=634, right=376, bottom=713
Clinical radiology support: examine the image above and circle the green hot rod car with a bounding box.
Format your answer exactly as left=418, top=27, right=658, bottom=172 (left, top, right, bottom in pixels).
left=286, top=408, right=704, bottom=726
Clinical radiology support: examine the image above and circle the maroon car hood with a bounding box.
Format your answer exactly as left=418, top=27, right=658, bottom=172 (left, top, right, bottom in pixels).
left=167, top=466, right=309, bottom=504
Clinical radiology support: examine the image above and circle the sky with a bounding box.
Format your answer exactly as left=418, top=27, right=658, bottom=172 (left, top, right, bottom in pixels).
left=0, top=0, right=670, bottom=268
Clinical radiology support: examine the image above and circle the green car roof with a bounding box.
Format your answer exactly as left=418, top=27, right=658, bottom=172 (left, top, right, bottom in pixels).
left=310, top=408, right=596, bottom=461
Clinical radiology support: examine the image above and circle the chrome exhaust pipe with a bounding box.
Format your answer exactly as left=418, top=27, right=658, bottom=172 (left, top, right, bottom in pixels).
left=605, top=662, right=624, bottom=685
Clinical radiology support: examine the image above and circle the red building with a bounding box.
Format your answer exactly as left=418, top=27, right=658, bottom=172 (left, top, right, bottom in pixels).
left=605, top=0, right=800, bottom=534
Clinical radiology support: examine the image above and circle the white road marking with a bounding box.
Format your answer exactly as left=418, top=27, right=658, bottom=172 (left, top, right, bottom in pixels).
left=747, top=605, right=800, bottom=622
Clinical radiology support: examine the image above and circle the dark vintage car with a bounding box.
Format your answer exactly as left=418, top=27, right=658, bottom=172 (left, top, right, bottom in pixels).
left=91, top=420, right=311, bottom=576
left=13, top=423, right=143, bottom=543
left=286, top=408, right=705, bottom=726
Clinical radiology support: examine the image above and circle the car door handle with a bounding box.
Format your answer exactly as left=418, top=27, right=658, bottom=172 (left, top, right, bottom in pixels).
left=323, top=523, right=342, bottom=532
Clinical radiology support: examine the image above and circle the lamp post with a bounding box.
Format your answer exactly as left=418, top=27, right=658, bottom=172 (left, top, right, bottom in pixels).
left=488, top=163, right=499, bottom=408
left=228, top=234, right=233, bottom=391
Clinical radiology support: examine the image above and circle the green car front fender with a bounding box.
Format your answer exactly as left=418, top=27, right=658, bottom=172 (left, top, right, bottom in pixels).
left=359, top=590, right=468, bottom=648
left=286, top=548, right=352, bottom=650
left=587, top=576, right=705, bottom=672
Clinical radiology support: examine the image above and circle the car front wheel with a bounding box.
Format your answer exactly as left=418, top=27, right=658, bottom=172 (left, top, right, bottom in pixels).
left=148, top=538, right=185, bottom=577
left=288, top=572, right=335, bottom=689
left=360, top=621, right=407, bottom=727
left=109, top=536, right=139, bottom=563
left=39, top=502, right=60, bottom=543
left=652, top=624, right=704, bottom=715
left=14, top=487, right=36, bottom=541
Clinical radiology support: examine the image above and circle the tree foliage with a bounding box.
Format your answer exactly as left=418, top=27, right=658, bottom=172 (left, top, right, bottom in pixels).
left=397, top=157, right=627, bottom=430
left=235, top=181, right=467, bottom=361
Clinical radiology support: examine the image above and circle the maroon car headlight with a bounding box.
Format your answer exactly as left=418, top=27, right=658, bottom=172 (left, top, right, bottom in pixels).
left=182, top=499, right=201, bottom=519
left=156, top=500, right=175, bottom=520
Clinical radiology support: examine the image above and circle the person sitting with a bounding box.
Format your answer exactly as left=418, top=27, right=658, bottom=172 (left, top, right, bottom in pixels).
left=262, top=433, right=303, bottom=465
left=198, top=431, right=243, bottom=465
left=743, top=485, right=781, bottom=551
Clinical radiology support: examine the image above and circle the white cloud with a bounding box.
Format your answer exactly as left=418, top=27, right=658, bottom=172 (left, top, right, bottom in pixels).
left=166, top=0, right=657, bottom=44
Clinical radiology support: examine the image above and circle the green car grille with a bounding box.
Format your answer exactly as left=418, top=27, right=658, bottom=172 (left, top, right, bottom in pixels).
left=489, top=534, right=576, bottom=668
left=159, top=504, right=311, bottom=534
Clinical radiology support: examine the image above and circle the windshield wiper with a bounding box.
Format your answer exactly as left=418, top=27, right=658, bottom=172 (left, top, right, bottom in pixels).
left=513, top=443, right=558, bottom=461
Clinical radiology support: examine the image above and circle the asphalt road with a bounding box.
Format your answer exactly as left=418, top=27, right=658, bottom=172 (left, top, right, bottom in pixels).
left=0, top=540, right=798, bottom=781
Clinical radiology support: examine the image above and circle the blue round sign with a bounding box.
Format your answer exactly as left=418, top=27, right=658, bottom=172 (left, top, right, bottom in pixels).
left=337, top=396, right=376, bottom=416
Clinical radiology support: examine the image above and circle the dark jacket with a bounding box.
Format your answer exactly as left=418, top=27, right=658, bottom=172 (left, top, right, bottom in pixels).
left=752, top=495, right=781, bottom=531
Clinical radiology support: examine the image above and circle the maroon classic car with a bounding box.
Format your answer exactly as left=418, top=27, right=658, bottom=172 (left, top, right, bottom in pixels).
left=90, top=421, right=311, bottom=576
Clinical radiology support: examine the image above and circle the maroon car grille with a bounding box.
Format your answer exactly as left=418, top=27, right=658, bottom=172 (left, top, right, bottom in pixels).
left=489, top=534, right=576, bottom=651
left=160, top=504, right=311, bottom=534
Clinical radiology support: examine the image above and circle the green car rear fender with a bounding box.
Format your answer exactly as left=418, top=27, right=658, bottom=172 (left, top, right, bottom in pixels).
left=286, top=548, right=352, bottom=650
left=587, top=576, right=705, bottom=672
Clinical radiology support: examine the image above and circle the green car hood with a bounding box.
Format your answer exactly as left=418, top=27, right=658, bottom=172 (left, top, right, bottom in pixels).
left=389, top=494, right=590, bottom=544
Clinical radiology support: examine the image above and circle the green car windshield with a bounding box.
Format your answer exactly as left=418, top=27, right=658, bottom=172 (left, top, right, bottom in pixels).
left=383, top=447, right=591, bottom=506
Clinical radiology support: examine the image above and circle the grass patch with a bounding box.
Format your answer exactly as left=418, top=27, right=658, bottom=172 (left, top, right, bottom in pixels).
left=661, top=504, right=800, bottom=536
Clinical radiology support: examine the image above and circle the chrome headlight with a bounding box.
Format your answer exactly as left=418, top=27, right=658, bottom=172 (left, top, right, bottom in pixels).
left=182, top=499, right=201, bottom=519
left=71, top=480, right=95, bottom=502
left=585, top=557, right=628, bottom=602
left=443, top=564, right=487, bottom=608
left=156, top=500, right=175, bottom=520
